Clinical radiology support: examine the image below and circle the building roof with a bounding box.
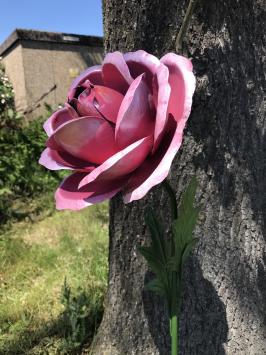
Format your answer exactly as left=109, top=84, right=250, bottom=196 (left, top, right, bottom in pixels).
left=0, top=28, right=103, bottom=56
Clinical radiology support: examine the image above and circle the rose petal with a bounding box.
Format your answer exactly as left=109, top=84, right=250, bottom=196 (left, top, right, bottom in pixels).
left=77, top=85, right=124, bottom=124
left=123, top=117, right=184, bottom=203
left=43, top=105, right=78, bottom=137
left=93, top=86, right=124, bottom=123
left=160, top=53, right=196, bottom=127
left=115, top=74, right=154, bottom=149
left=74, top=95, right=101, bottom=118
left=152, top=64, right=171, bottom=152
left=78, top=135, right=153, bottom=188
left=102, top=52, right=133, bottom=94
left=39, top=148, right=96, bottom=171
left=46, top=116, right=118, bottom=165
left=124, top=50, right=160, bottom=89
left=55, top=172, right=124, bottom=210
left=68, top=65, right=103, bottom=99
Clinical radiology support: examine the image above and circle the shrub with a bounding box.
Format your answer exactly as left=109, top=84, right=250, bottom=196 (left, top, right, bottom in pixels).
left=0, top=60, right=61, bottom=226
left=0, top=59, right=20, bottom=128
left=58, top=278, right=104, bottom=353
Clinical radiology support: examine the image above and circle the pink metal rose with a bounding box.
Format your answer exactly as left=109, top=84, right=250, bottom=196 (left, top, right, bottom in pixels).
left=39, top=51, right=195, bottom=210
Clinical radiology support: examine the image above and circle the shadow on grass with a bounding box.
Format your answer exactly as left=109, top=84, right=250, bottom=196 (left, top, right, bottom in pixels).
left=0, top=297, right=104, bottom=355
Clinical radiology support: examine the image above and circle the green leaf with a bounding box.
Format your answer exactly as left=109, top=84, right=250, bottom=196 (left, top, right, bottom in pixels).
left=172, top=207, right=199, bottom=247
left=138, top=246, right=166, bottom=280
left=181, top=239, right=198, bottom=267
left=162, top=180, right=178, bottom=220
left=172, top=177, right=199, bottom=250
left=166, top=256, right=180, bottom=272
left=138, top=242, right=170, bottom=299
left=139, top=177, right=200, bottom=314
left=145, top=278, right=166, bottom=297
left=144, top=208, right=166, bottom=262
left=178, top=176, right=198, bottom=218
left=170, top=177, right=200, bottom=273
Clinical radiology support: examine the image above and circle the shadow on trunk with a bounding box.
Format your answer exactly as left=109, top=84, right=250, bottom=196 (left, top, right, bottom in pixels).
left=143, top=258, right=229, bottom=355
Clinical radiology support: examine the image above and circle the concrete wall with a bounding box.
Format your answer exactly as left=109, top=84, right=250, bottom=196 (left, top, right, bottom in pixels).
left=2, top=40, right=103, bottom=118
left=2, top=43, right=27, bottom=112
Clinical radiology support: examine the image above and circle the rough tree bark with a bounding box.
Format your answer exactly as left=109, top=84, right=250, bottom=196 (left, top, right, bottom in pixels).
left=91, top=1, right=266, bottom=354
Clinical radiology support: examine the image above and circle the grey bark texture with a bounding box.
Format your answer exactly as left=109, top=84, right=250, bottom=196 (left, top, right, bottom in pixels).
left=90, top=0, right=266, bottom=354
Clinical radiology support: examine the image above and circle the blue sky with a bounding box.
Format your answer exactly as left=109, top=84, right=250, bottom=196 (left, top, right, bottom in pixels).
left=0, top=0, right=103, bottom=44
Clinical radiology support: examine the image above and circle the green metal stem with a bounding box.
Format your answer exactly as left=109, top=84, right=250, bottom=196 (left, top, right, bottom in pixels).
left=176, top=0, right=198, bottom=52
left=171, top=314, right=178, bottom=355
left=169, top=278, right=176, bottom=355
left=170, top=272, right=182, bottom=355
left=162, top=180, right=178, bottom=220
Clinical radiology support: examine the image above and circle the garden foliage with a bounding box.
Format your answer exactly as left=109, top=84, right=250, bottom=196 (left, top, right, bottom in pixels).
left=0, top=60, right=61, bottom=225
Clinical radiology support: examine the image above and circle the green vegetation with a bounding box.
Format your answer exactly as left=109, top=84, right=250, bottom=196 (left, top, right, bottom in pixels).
left=0, top=59, right=108, bottom=354
left=0, top=200, right=109, bottom=354
left=0, top=59, right=62, bottom=228
left=0, top=110, right=63, bottom=228
left=0, top=59, right=20, bottom=126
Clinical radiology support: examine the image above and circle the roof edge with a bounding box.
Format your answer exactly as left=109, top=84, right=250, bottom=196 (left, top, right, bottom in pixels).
left=0, top=29, right=19, bottom=56
left=0, top=28, right=103, bottom=56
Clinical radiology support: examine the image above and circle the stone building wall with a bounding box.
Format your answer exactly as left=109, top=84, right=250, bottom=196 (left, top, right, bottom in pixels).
left=1, top=43, right=27, bottom=113
left=20, top=40, right=103, bottom=118
left=0, top=29, right=103, bottom=118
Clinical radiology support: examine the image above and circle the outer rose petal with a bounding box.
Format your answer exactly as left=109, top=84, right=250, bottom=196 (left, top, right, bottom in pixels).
left=43, top=105, right=78, bottom=137
left=160, top=53, right=196, bottom=127
left=152, top=64, right=171, bottom=152
left=78, top=136, right=153, bottom=188
left=39, top=148, right=95, bottom=171
left=123, top=117, right=184, bottom=203
left=46, top=116, right=118, bottom=165
left=124, top=50, right=160, bottom=88
left=102, top=52, right=133, bottom=94
left=68, top=65, right=103, bottom=99
left=55, top=172, right=125, bottom=210
left=115, top=74, right=154, bottom=149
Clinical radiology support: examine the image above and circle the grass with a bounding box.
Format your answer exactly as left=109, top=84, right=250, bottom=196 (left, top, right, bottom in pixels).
left=0, top=196, right=109, bottom=354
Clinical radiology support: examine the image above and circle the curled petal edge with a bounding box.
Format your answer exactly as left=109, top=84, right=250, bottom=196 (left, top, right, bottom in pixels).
left=123, top=120, right=184, bottom=203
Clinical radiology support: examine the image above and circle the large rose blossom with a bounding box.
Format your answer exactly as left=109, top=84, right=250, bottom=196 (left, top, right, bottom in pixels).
left=39, top=50, right=195, bottom=210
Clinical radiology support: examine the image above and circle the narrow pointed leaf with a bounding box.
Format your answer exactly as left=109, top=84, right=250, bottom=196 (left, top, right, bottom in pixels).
left=145, top=278, right=166, bottom=297
left=145, top=208, right=167, bottom=262
left=138, top=246, right=165, bottom=276
left=178, top=176, right=198, bottom=217
left=162, top=180, right=178, bottom=220
left=172, top=177, right=199, bottom=251
left=181, top=239, right=198, bottom=268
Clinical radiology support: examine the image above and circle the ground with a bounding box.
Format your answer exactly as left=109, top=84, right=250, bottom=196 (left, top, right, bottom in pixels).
left=0, top=195, right=108, bottom=354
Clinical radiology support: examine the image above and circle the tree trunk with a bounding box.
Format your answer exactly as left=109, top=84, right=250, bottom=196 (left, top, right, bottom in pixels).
left=91, top=0, right=266, bottom=354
